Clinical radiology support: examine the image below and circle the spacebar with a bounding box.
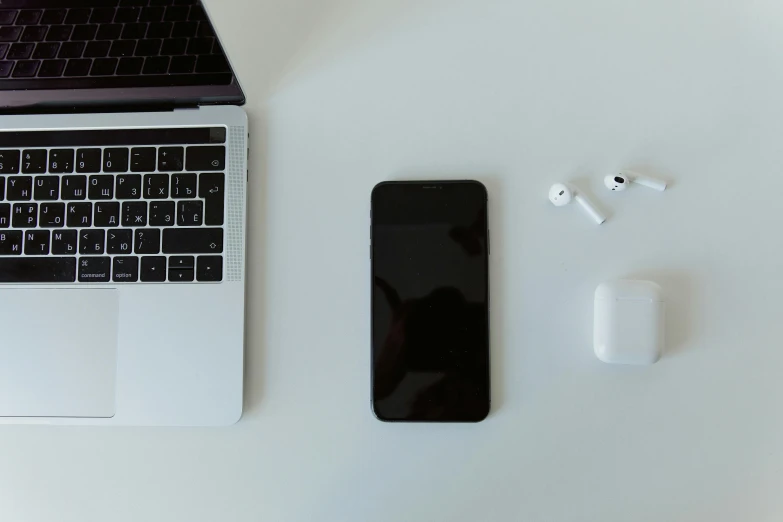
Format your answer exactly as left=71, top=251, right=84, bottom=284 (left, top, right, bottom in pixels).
left=0, top=257, right=76, bottom=283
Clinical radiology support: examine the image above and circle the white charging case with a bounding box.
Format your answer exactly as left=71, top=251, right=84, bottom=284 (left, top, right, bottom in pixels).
left=594, top=280, right=665, bottom=365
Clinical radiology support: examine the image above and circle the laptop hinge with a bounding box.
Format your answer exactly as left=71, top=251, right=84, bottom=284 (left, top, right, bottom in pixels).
left=0, top=102, right=199, bottom=116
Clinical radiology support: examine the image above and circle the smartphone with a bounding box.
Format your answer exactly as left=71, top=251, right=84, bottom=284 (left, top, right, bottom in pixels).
left=371, top=180, right=490, bottom=422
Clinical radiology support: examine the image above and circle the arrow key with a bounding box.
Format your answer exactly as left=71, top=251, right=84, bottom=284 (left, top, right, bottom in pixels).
left=197, top=255, right=222, bottom=282
left=140, top=255, right=166, bottom=282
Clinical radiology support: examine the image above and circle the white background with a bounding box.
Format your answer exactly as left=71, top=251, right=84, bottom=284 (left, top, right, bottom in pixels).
left=4, top=0, right=783, bottom=520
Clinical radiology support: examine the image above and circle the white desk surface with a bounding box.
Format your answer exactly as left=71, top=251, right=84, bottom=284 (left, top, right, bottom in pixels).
left=4, top=0, right=783, bottom=520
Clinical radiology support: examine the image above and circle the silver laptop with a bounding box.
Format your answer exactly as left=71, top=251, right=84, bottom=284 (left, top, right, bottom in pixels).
left=0, top=1, right=247, bottom=426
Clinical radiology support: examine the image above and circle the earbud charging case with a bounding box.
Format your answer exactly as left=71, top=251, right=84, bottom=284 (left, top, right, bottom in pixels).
left=594, top=280, right=665, bottom=365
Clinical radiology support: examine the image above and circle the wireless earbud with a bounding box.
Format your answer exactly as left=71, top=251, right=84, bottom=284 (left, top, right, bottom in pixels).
left=604, top=171, right=667, bottom=192
left=549, top=182, right=607, bottom=225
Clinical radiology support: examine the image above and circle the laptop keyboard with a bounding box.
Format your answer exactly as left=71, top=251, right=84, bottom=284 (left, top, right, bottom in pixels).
left=0, top=126, right=227, bottom=283
left=0, top=0, right=232, bottom=89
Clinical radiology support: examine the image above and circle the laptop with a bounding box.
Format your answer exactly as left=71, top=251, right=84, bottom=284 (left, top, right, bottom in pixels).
left=0, top=0, right=248, bottom=426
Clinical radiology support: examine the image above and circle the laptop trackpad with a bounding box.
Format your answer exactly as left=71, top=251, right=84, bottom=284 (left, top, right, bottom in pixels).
left=0, top=289, right=118, bottom=418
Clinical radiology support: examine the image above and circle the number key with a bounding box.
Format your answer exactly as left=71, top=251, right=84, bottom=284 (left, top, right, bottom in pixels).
left=0, top=150, right=20, bottom=174
left=76, top=148, right=101, bottom=173
left=49, top=149, right=74, bottom=173
left=103, top=148, right=129, bottom=173
left=22, top=149, right=46, bottom=174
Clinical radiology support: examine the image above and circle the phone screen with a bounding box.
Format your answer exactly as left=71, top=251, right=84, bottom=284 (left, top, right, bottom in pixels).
left=371, top=181, right=490, bottom=422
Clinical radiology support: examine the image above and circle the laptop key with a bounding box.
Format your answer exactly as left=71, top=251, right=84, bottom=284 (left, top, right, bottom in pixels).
left=33, top=43, right=60, bottom=59
left=16, top=10, right=42, bottom=25
left=97, top=24, right=122, bottom=41
left=177, top=200, right=202, bottom=226
left=107, top=229, right=132, bottom=254
left=0, top=257, right=76, bottom=283
left=84, top=40, right=110, bottom=58
left=49, top=149, right=74, bottom=173
left=0, top=61, right=12, bottom=77
left=142, top=55, right=169, bottom=74
left=143, top=173, right=169, bottom=199
left=140, top=256, right=166, bottom=282
left=186, top=146, right=225, bottom=171
left=40, top=203, right=65, bottom=228
left=21, top=26, right=48, bottom=43
left=71, top=25, right=98, bottom=41
left=24, top=230, right=49, bottom=256
left=8, top=43, right=34, bottom=60
left=158, top=147, right=184, bottom=171
left=51, top=229, right=77, bottom=255
left=171, top=174, right=196, bottom=198
left=0, top=27, right=23, bottom=43
left=41, top=9, right=67, bottom=25
left=64, top=9, right=91, bottom=25
left=0, top=203, right=8, bottom=228
left=168, top=266, right=194, bottom=282
left=197, top=256, right=222, bottom=282
left=22, top=150, right=46, bottom=173
left=113, top=256, right=139, bottom=283
left=12, top=60, right=40, bottom=78
left=64, top=58, right=92, bottom=76
left=79, top=229, right=105, bottom=255
left=90, top=57, right=117, bottom=76
left=78, top=256, right=111, bottom=283
left=45, top=25, right=73, bottom=42
left=130, top=147, right=156, bottom=172
left=110, top=40, right=137, bottom=57
left=34, top=176, right=59, bottom=200
left=0, top=150, right=20, bottom=174
left=95, top=202, right=120, bottom=228
left=6, top=176, right=32, bottom=200
left=38, top=59, right=66, bottom=77
left=89, top=175, right=114, bottom=200
left=67, top=202, right=92, bottom=228
left=12, top=203, right=37, bottom=228
left=0, top=230, right=22, bottom=255
left=104, top=148, right=129, bottom=173
left=116, top=174, right=141, bottom=199
left=76, top=149, right=101, bottom=173
left=199, top=173, right=224, bottom=225
left=134, top=228, right=160, bottom=254
left=122, top=201, right=147, bottom=226
left=162, top=228, right=223, bottom=254
left=62, top=176, right=86, bottom=200
left=117, top=56, right=143, bottom=75
left=59, top=42, right=85, bottom=59
left=0, top=179, right=4, bottom=201
left=0, top=10, right=17, bottom=25
left=169, top=55, right=195, bottom=74
left=149, top=201, right=175, bottom=226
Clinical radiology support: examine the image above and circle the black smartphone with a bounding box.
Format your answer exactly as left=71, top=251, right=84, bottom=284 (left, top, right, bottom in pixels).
left=371, top=180, right=490, bottom=422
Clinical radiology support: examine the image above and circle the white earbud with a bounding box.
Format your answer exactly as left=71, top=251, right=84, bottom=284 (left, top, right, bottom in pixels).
left=604, top=171, right=667, bottom=192
left=549, top=182, right=606, bottom=225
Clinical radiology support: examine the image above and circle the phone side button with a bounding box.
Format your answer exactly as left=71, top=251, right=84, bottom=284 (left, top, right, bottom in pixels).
left=369, top=244, right=372, bottom=260
left=487, top=229, right=490, bottom=255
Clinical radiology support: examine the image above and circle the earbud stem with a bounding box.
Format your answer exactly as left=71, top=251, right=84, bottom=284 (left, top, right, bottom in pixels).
left=625, top=172, right=667, bottom=191
left=574, top=193, right=607, bottom=225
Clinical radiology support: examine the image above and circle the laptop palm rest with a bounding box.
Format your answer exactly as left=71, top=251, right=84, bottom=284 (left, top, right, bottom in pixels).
left=0, top=289, right=118, bottom=418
